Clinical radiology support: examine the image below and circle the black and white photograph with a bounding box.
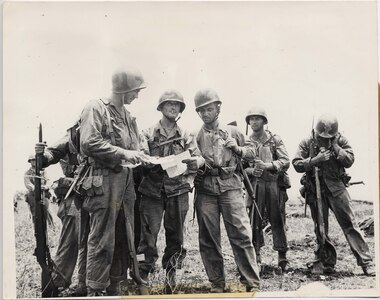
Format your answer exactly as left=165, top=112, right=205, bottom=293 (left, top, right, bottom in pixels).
left=3, top=1, right=379, bottom=299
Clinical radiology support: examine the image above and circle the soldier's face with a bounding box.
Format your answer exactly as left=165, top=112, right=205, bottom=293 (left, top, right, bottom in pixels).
left=161, top=101, right=181, bottom=121
left=123, top=90, right=140, bottom=104
left=198, top=103, right=219, bottom=124
left=30, top=160, right=36, bottom=168
left=249, top=116, right=265, bottom=131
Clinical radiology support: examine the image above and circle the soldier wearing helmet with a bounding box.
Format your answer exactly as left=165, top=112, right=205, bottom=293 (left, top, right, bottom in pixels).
left=244, top=106, right=290, bottom=272
left=33, top=126, right=89, bottom=297
left=78, top=68, right=151, bottom=296
left=136, top=89, right=204, bottom=294
left=193, top=88, right=260, bottom=293
left=292, top=113, right=374, bottom=276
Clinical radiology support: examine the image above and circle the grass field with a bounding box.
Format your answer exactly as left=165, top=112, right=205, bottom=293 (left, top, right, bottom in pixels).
left=14, top=195, right=376, bottom=298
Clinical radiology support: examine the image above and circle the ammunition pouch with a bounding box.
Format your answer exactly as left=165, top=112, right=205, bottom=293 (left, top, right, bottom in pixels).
left=218, top=166, right=235, bottom=179
left=75, top=165, right=105, bottom=197
left=299, top=173, right=316, bottom=204
left=340, top=173, right=351, bottom=187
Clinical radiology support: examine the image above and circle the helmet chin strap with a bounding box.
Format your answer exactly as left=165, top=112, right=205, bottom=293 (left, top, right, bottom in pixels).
left=175, top=112, right=182, bottom=123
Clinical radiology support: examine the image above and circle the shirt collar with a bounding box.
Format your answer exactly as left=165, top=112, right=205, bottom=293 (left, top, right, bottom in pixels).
left=155, top=121, right=182, bottom=137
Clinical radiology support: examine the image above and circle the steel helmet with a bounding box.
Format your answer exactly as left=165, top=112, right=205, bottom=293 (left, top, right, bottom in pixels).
left=112, top=70, right=146, bottom=94
left=157, top=90, right=186, bottom=112
left=315, top=113, right=339, bottom=138
left=28, top=154, right=36, bottom=162
left=245, top=106, right=268, bottom=124
left=194, top=88, right=222, bottom=111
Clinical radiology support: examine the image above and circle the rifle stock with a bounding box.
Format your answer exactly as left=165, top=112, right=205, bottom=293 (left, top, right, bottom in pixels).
left=124, top=209, right=147, bottom=286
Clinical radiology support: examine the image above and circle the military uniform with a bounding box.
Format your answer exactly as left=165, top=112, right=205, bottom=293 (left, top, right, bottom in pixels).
left=292, top=133, right=372, bottom=270
left=137, top=122, right=203, bottom=276
left=246, top=130, right=289, bottom=259
left=79, top=98, right=141, bottom=291
left=24, top=167, right=53, bottom=226
left=195, top=123, right=260, bottom=290
left=40, top=131, right=89, bottom=290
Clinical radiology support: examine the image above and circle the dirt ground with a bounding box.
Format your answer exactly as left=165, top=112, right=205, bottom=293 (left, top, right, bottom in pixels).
left=14, top=195, right=376, bottom=298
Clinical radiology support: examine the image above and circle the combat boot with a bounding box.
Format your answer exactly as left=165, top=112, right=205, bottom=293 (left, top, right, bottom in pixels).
left=278, top=251, right=288, bottom=272
left=87, top=287, right=103, bottom=297
left=106, top=281, right=121, bottom=296
left=164, top=268, right=176, bottom=294
left=74, top=281, right=87, bottom=297
left=362, top=265, right=375, bottom=276
left=210, top=282, right=225, bottom=293
left=138, top=270, right=150, bottom=295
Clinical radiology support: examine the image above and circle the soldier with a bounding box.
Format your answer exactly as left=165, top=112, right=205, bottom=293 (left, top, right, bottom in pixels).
left=292, top=113, right=374, bottom=276
left=79, top=68, right=150, bottom=296
left=35, top=124, right=89, bottom=296
left=193, top=88, right=260, bottom=293
left=24, top=155, right=54, bottom=226
left=244, top=107, right=290, bottom=271
left=137, top=90, right=204, bottom=294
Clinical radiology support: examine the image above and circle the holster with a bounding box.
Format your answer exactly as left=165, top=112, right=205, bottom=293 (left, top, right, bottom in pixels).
left=54, top=177, right=74, bottom=198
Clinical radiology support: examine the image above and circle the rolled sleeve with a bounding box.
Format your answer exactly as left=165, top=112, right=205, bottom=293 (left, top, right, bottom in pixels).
left=185, top=132, right=205, bottom=168
left=44, top=134, right=70, bottom=167
left=230, top=126, right=257, bottom=160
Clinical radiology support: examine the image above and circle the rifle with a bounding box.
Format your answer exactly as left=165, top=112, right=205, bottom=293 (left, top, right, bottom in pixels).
left=236, top=159, right=262, bottom=222
left=225, top=121, right=262, bottom=221
left=33, top=124, right=58, bottom=297
left=309, top=122, right=333, bottom=275
left=124, top=208, right=147, bottom=286
left=348, top=181, right=365, bottom=186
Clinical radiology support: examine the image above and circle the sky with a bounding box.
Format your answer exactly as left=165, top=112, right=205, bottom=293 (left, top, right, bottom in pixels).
left=3, top=1, right=379, bottom=298
left=4, top=1, right=378, bottom=202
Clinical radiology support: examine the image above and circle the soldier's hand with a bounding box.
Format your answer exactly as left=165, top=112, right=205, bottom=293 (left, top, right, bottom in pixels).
left=245, top=167, right=255, bottom=176
left=124, top=150, right=144, bottom=165
left=331, top=134, right=341, bottom=154
left=254, top=159, right=267, bottom=170
left=252, top=166, right=263, bottom=177
left=182, top=158, right=199, bottom=172
left=224, top=138, right=239, bottom=154
left=315, top=149, right=331, bottom=163
left=35, top=142, right=47, bottom=155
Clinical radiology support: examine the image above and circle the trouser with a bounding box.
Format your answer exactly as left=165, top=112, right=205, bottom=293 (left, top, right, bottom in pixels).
left=252, top=179, right=288, bottom=253
left=195, top=189, right=260, bottom=288
left=86, top=204, right=134, bottom=290
left=138, top=193, right=189, bottom=274
left=27, top=192, right=54, bottom=227
left=309, top=188, right=372, bottom=267
left=84, top=168, right=135, bottom=290
left=53, top=197, right=89, bottom=288
left=77, top=209, right=90, bottom=286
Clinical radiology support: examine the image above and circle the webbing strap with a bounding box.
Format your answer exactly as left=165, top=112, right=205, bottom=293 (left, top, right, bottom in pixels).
left=99, top=99, right=116, bottom=145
